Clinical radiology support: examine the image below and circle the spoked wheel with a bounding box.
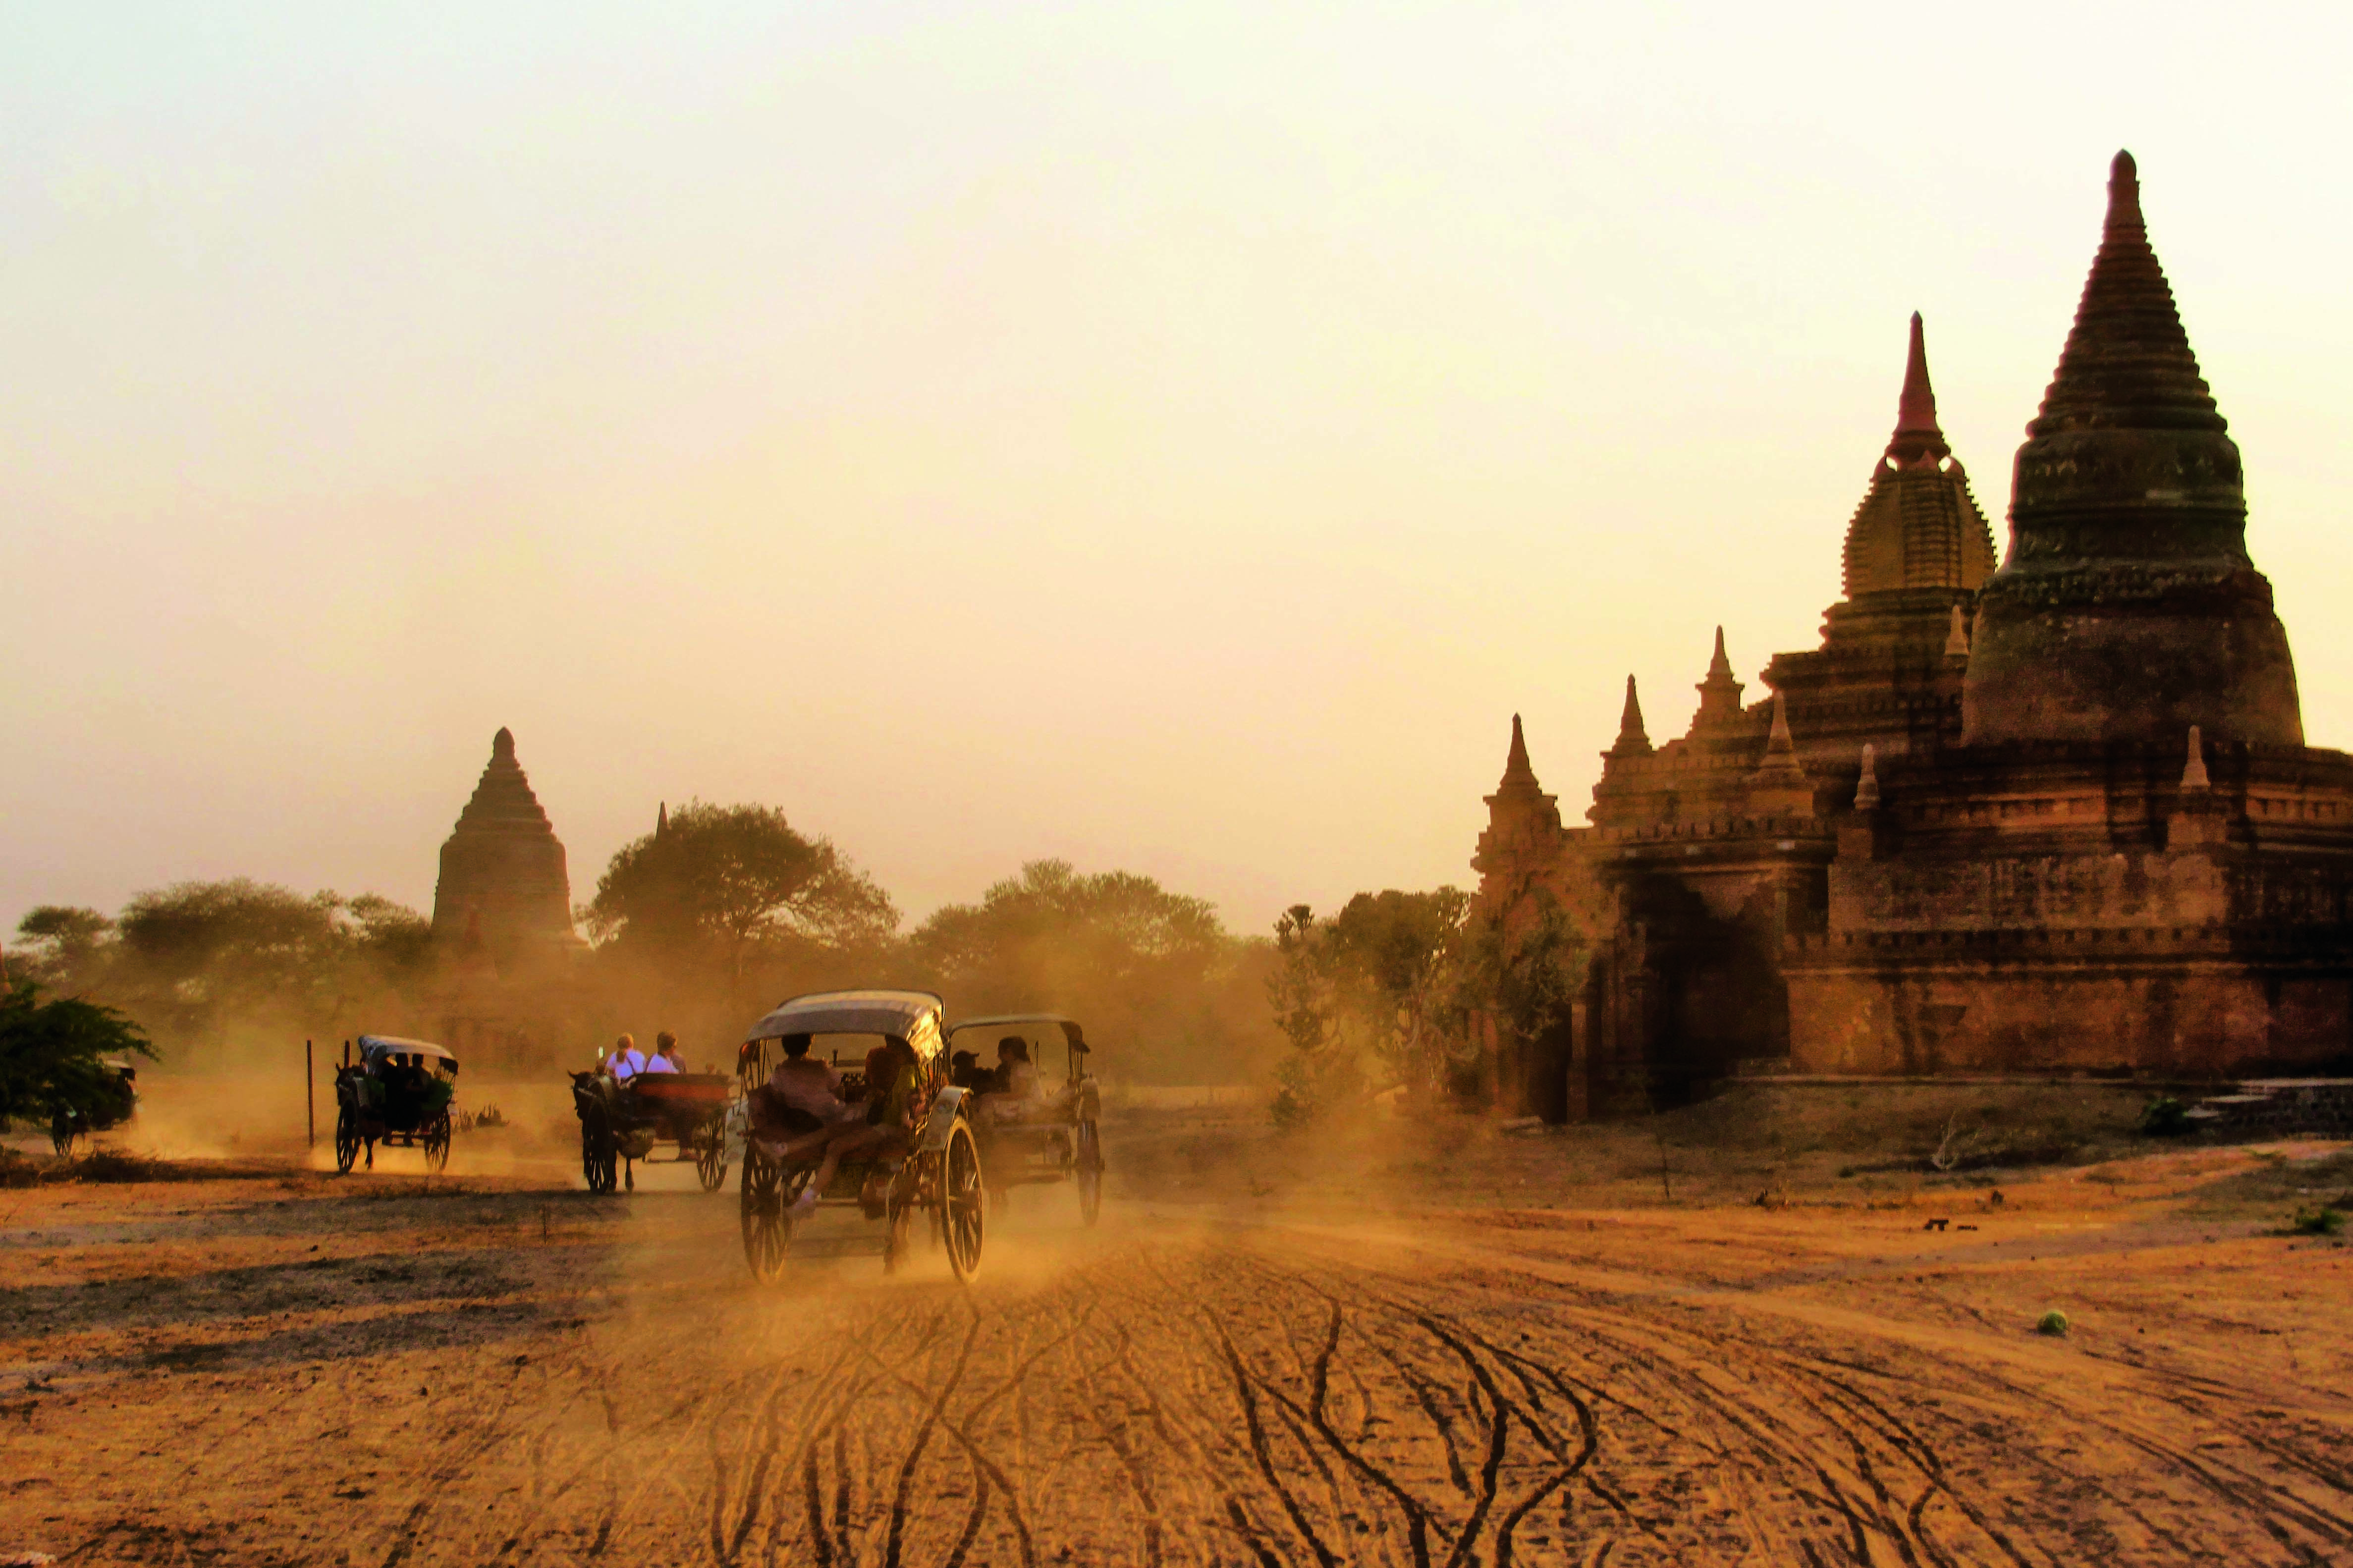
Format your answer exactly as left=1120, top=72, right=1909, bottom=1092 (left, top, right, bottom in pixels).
left=941, top=1119, right=986, bottom=1282
left=422, top=1112, right=452, bottom=1175
left=741, top=1148, right=810, bottom=1284
left=694, top=1124, right=728, bottom=1192
left=333, top=1108, right=360, bottom=1175
left=1075, top=1120, right=1103, bottom=1227
left=581, top=1116, right=618, bottom=1195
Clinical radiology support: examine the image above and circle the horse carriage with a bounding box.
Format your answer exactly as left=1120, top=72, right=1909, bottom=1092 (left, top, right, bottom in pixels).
left=947, top=1014, right=1105, bottom=1226
left=50, top=1057, right=139, bottom=1157
left=735, top=990, right=987, bottom=1283
left=568, top=1065, right=735, bottom=1194
left=333, top=1035, right=457, bottom=1174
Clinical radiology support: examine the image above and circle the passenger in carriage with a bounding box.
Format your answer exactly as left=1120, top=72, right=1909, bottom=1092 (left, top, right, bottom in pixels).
left=980, top=1036, right=1046, bottom=1124
left=644, top=1031, right=682, bottom=1074
left=949, top=1049, right=985, bottom=1090
left=603, top=1033, right=647, bottom=1083
left=851, top=1034, right=930, bottom=1215
left=753, top=1033, right=884, bottom=1219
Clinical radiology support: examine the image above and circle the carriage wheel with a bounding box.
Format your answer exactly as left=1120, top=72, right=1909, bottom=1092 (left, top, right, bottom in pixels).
left=695, top=1134, right=728, bottom=1192
left=941, top=1120, right=986, bottom=1282
left=422, top=1112, right=452, bottom=1175
left=740, top=1148, right=809, bottom=1284
left=1075, top=1120, right=1103, bottom=1227
left=334, top=1108, right=360, bottom=1175
left=581, top=1116, right=617, bottom=1195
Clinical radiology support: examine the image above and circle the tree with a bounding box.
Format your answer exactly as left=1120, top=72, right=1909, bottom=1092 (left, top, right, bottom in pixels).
left=110, top=879, right=434, bottom=1047
left=912, top=860, right=1224, bottom=990
left=909, top=860, right=1266, bottom=1083
left=1451, top=892, right=1586, bottom=1087
left=1324, top=887, right=1472, bottom=1095
left=1265, top=905, right=1365, bottom=1128
left=586, top=803, right=898, bottom=990
left=12, top=906, right=117, bottom=988
left=0, top=981, right=153, bottom=1131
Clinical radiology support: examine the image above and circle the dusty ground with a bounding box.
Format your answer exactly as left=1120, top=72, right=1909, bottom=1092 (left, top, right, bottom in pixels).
left=5, top=1085, right=2353, bottom=1566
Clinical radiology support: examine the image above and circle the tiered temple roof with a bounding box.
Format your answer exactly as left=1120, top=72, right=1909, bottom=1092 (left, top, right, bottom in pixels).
left=1965, top=151, right=2302, bottom=746
left=430, top=728, right=582, bottom=976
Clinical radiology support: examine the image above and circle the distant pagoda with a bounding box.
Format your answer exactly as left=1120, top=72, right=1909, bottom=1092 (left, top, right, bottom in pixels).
left=430, top=728, right=584, bottom=977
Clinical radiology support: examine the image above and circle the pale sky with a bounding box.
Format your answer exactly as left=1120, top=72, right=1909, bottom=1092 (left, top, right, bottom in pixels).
left=5, top=3, right=2351, bottom=941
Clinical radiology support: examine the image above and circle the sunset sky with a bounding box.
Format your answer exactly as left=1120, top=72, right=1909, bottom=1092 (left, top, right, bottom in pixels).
left=6, top=3, right=2351, bottom=941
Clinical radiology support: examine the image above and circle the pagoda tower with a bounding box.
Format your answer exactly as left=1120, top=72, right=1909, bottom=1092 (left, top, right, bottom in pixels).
left=1763, top=313, right=1993, bottom=770
left=429, top=728, right=583, bottom=977
left=1964, top=152, right=2302, bottom=746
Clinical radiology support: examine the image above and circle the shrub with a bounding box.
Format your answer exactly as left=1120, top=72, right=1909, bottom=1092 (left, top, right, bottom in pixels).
left=2138, top=1096, right=2192, bottom=1136
left=2292, top=1206, right=2346, bottom=1237
left=2035, top=1309, right=2070, bottom=1337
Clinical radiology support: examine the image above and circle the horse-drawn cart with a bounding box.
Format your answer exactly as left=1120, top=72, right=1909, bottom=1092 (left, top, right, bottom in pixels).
left=735, top=990, right=986, bottom=1283
left=568, top=1069, right=735, bottom=1194
left=50, top=1056, right=139, bottom=1157
left=333, top=1036, right=457, bottom=1174
left=947, top=1014, right=1105, bottom=1226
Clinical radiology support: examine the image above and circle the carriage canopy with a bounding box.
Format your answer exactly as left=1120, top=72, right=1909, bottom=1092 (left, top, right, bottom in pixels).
left=946, top=1014, right=1087, bottom=1050
left=358, top=1035, right=458, bottom=1070
left=742, top=990, right=946, bottom=1063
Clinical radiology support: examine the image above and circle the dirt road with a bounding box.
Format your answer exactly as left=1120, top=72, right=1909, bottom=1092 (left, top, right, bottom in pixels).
left=9, top=1141, right=2353, bottom=1567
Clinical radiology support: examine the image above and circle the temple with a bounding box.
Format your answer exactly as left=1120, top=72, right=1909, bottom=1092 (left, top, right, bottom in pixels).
left=1473, top=154, right=2353, bottom=1119
left=429, top=727, right=586, bottom=978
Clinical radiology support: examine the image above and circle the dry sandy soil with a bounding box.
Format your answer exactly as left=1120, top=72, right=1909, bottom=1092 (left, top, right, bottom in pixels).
left=5, top=1082, right=2353, bottom=1566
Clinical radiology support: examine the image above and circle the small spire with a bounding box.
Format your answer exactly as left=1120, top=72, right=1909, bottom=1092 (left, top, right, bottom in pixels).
left=656, top=801, right=670, bottom=840
left=1885, top=312, right=1950, bottom=467
left=492, top=726, right=516, bottom=762
left=1750, top=692, right=1807, bottom=782
left=1854, top=743, right=1882, bottom=810
left=2108, top=149, right=2142, bottom=234
left=1944, top=603, right=1971, bottom=658
left=1610, top=675, right=1652, bottom=757
left=1694, top=627, right=1746, bottom=730
left=2182, top=724, right=2211, bottom=791
left=1498, top=713, right=1542, bottom=790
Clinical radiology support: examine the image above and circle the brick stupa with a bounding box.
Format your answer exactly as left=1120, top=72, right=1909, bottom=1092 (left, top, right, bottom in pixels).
left=430, top=728, right=583, bottom=977
left=1471, top=155, right=2353, bottom=1120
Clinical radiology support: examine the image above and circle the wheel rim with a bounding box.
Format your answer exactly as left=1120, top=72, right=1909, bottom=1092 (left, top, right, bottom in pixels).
left=740, top=1150, right=802, bottom=1283
left=334, top=1111, right=358, bottom=1174
left=944, top=1122, right=985, bottom=1280
left=696, top=1133, right=726, bottom=1191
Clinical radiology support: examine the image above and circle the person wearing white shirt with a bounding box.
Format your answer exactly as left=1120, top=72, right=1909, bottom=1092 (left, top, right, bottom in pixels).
left=644, top=1031, right=683, bottom=1074
left=604, top=1033, right=647, bottom=1082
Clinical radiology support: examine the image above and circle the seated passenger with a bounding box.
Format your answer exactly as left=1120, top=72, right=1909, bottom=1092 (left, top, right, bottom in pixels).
left=998, top=1037, right=1040, bottom=1100
left=643, top=1031, right=683, bottom=1074
left=949, top=1049, right=984, bottom=1091
left=853, top=1034, right=930, bottom=1215
left=754, top=1033, right=884, bottom=1219
left=981, top=1037, right=1046, bottom=1124
left=603, top=1034, right=647, bottom=1083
